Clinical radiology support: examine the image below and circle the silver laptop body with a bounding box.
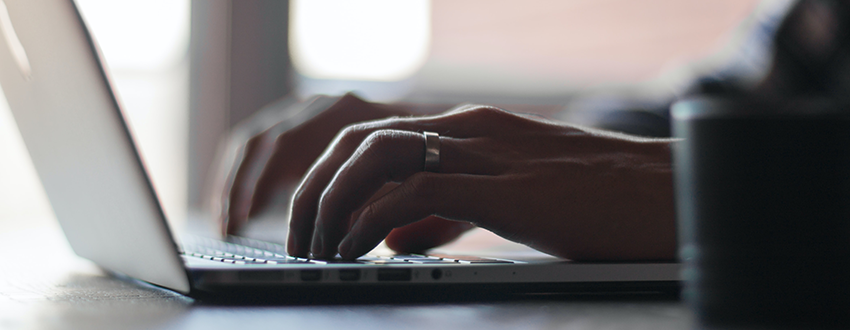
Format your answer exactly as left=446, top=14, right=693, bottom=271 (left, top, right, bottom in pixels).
left=0, top=0, right=678, bottom=297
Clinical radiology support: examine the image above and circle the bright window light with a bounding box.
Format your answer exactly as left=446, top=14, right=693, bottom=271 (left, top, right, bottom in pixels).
left=74, top=0, right=190, bottom=71
left=290, top=0, right=431, bottom=81
left=74, top=0, right=191, bottom=225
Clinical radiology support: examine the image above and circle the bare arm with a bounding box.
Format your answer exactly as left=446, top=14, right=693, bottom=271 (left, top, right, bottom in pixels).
left=287, top=104, right=677, bottom=261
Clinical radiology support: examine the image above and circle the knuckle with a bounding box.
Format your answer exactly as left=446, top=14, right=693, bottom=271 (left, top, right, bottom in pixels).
left=467, top=105, right=505, bottom=118
left=272, top=131, right=290, bottom=149
left=244, top=134, right=264, bottom=150
left=291, top=182, right=309, bottom=204
left=359, top=201, right=393, bottom=230
left=338, top=124, right=359, bottom=138
left=340, top=123, right=368, bottom=142
left=449, top=105, right=512, bottom=124
left=330, top=124, right=365, bottom=150
left=405, top=172, right=440, bottom=200
left=243, top=134, right=274, bottom=158
left=317, top=186, right=334, bottom=211
left=362, top=130, right=397, bottom=151
left=357, top=130, right=405, bottom=164
left=359, top=202, right=380, bottom=223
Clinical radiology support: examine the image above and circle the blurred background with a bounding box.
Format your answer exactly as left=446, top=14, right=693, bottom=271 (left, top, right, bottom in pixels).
left=0, top=0, right=765, bottom=231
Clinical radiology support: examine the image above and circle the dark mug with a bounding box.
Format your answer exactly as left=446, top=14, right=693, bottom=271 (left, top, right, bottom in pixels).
left=671, top=97, right=850, bottom=329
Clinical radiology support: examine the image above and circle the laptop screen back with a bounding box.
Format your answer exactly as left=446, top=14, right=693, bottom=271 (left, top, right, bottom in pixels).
left=0, top=0, right=189, bottom=293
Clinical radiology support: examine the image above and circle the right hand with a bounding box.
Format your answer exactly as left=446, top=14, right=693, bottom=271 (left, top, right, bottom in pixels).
left=287, top=105, right=677, bottom=261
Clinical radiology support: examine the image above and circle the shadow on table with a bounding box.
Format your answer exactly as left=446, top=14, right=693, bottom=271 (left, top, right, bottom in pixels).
left=188, top=283, right=680, bottom=306
left=32, top=273, right=687, bottom=330
left=64, top=271, right=680, bottom=307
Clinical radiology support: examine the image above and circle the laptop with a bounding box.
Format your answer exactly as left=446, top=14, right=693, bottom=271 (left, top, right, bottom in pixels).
left=0, top=0, right=679, bottom=299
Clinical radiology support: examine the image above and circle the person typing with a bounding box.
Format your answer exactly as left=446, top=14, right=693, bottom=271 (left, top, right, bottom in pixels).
left=212, top=0, right=850, bottom=261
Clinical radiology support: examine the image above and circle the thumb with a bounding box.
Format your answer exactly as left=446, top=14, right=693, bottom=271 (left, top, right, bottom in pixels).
left=385, top=216, right=474, bottom=253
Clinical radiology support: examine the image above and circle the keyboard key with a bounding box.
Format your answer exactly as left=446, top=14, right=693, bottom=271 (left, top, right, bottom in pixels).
left=391, top=254, right=428, bottom=259
left=323, top=259, right=365, bottom=264
left=458, top=260, right=514, bottom=264
left=365, top=260, right=411, bottom=265
left=184, top=237, right=523, bottom=266
left=243, top=260, right=269, bottom=264
left=356, top=257, right=384, bottom=261
left=429, top=254, right=514, bottom=264
left=409, top=260, right=460, bottom=264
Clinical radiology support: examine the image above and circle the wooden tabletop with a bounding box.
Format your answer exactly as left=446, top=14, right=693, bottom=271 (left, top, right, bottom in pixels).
left=0, top=215, right=692, bottom=330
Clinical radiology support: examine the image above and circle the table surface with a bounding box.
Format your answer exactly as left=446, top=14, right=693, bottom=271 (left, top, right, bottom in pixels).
left=0, top=217, right=693, bottom=330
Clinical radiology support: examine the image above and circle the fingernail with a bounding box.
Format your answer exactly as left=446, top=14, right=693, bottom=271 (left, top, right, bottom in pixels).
left=286, top=233, right=298, bottom=256
left=221, top=216, right=230, bottom=237
left=311, top=233, right=323, bottom=257
left=338, top=235, right=353, bottom=259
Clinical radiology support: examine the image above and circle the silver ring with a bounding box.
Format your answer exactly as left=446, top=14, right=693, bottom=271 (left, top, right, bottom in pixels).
left=423, top=131, right=440, bottom=172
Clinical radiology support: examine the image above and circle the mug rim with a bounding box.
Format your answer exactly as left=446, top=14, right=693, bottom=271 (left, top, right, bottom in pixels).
left=671, top=97, right=850, bottom=120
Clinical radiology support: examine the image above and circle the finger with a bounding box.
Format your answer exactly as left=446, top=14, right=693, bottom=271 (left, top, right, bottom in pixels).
left=224, top=133, right=275, bottom=234
left=385, top=216, right=475, bottom=253
left=337, top=173, right=493, bottom=259
left=310, top=132, right=499, bottom=258
left=249, top=96, right=385, bottom=216
left=206, top=136, right=243, bottom=236
left=286, top=125, right=419, bottom=257
left=288, top=107, right=513, bottom=256
left=307, top=130, right=422, bottom=258
left=246, top=130, right=316, bottom=218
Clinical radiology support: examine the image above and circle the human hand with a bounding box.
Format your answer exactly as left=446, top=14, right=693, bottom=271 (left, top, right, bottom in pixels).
left=288, top=105, right=678, bottom=261
left=213, top=94, right=415, bottom=235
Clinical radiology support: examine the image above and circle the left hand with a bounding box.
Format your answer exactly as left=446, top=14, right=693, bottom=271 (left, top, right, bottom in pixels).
left=288, top=105, right=677, bottom=261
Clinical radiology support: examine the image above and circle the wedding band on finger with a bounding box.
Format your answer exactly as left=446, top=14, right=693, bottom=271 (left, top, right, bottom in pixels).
left=423, top=131, right=440, bottom=172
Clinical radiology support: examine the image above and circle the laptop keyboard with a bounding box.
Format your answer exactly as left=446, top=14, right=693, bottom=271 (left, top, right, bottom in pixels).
left=181, top=236, right=514, bottom=265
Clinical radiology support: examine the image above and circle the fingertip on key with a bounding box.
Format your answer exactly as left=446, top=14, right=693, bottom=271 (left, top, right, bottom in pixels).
left=286, top=233, right=299, bottom=256
left=310, top=233, right=323, bottom=257
left=338, top=235, right=353, bottom=259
